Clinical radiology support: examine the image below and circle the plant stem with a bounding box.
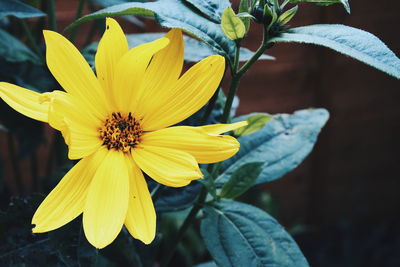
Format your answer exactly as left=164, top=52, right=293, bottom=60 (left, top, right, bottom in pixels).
left=221, top=28, right=270, bottom=123
left=47, top=0, right=57, bottom=31
left=160, top=188, right=207, bottom=267
left=19, top=20, right=45, bottom=63
left=70, top=0, right=87, bottom=42
left=220, top=42, right=242, bottom=123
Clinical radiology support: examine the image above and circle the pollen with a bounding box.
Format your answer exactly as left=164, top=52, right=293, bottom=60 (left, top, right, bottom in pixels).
left=99, top=112, right=142, bottom=152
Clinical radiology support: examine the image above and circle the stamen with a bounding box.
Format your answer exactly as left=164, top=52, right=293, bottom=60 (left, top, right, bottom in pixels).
left=99, top=112, right=142, bottom=152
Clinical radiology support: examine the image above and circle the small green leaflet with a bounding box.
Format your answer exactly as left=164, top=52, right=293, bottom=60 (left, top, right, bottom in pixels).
left=220, top=162, right=263, bottom=199
left=233, top=113, right=272, bottom=137
left=221, top=8, right=246, bottom=40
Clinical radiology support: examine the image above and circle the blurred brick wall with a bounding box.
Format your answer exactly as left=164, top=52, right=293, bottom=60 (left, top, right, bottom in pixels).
left=1, top=0, right=399, bottom=230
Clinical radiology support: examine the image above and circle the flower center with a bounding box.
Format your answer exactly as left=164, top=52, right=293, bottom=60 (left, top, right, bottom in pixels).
left=99, top=112, right=142, bottom=152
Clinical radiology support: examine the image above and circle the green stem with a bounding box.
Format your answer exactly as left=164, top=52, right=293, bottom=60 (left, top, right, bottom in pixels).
left=221, top=28, right=270, bottom=123
left=19, top=20, right=44, bottom=63
left=160, top=188, right=207, bottom=267
left=69, top=0, right=87, bottom=42
left=47, top=0, right=57, bottom=31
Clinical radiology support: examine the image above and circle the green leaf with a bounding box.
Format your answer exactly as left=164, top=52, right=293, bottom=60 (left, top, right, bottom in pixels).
left=271, top=24, right=400, bottom=79
left=0, top=0, right=46, bottom=18
left=233, top=112, right=272, bottom=137
left=200, top=200, right=309, bottom=267
left=185, top=0, right=231, bottom=23
left=66, top=0, right=238, bottom=61
left=82, top=32, right=274, bottom=68
left=289, top=0, right=350, bottom=14
left=220, top=162, right=263, bottom=199
left=221, top=7, right=246, bottom=40
left=0, top=28, right=39, bottom=63
left=216, top=109, right=329, bottom=186
left=155, top=182, right=202, bottom=212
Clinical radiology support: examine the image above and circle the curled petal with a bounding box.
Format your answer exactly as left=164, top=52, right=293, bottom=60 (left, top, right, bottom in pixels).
left=0, top=82, right=49, bottom=122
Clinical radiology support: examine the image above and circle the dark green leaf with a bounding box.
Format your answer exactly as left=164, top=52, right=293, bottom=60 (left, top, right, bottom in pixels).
left=289, top=0, right=350, bottom=14
left=271, top=24, right=400, bottom=79
left=220, top=162, right=263, bottom=199
left=0, top=28, right=39, bottom=63
left=155, top=181, right=202, bottom=212
left=233, top=112, right=272, bottom=137
left=184, top=0, right=231, bottom=22
left=200, top=200, right=309, bottom=267
left=216, top=109, right=329, bottom=186
left=67, top=0, right=238, bottom=61
left=0, top=0, right=46, bottom=18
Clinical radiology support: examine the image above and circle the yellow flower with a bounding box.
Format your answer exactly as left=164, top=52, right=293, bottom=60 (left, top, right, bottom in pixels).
left=0, top=18, right=246, bottom=248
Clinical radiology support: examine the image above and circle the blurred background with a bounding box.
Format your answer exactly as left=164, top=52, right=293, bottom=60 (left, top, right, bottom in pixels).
left=0, top=0, right=399, bottom=266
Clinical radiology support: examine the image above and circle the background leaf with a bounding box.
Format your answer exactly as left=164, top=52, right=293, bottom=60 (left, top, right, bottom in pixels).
left=200, top=200, right=309, bottom=267
left=271, top=24, right=400, bottom=79
left=0, top=0, right=45, bottom=18
left=0, top=28, right=39, bottom=63
left=216, top=108, right=329, bottom=186
left=155, top=182, right=202, bottom=212
left=220, top=162, right=263, bottom=199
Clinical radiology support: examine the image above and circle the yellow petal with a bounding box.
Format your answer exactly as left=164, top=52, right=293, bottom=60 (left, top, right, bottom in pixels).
left=0, top=82, right=49, bottom=122
left=43, top=30, right=108, bottom=119
left=141, top=125, right=241, bottom=164
left=42, top=91, right=102, bottom=159
left=201, top=121, right=248, bottom=135
left=124, top=155, right=156, bottom=244
left=132, top=146, right=203, bottom=187
left=83, top=149, right=129, bottom=249
left=32, top=149, right=106, bottom=233
left=95, top=18, right=128, bottom=103
left=136, top=29, right=184, bottom=113
left=141, top=55, right=225, bottom=131
left=65, top=118, right=102, bottom=160
left=113, top=37, right=169, bottom=112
